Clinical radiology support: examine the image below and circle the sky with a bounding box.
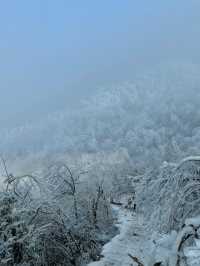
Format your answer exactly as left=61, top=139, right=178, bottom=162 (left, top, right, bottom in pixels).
left=0, top=0, right=200, bottom=127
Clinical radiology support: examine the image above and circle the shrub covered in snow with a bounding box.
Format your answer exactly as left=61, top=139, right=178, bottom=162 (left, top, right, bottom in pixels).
left=0, top=162, right=114, bottom=266
left=137, top=157, right=200, bottom=233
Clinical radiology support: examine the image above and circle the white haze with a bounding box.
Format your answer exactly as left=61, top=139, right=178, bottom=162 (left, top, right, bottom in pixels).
left=0, top=0, right=200, bottom=128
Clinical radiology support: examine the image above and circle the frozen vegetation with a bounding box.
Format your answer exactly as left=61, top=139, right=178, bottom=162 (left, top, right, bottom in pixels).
left=1, top=65, right=200, bottom=265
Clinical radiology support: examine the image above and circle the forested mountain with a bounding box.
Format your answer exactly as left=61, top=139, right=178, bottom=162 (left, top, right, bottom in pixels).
left=2, top=64, right=200, bottom=168
left=1, top=64, right=200, bottom=265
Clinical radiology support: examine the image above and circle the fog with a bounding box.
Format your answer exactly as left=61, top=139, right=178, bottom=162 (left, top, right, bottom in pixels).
left=1, top=0, right=200, bottom=127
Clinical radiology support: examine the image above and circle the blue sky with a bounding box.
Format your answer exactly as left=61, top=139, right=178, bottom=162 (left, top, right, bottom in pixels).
left=0, top=1, right=200, bottom=126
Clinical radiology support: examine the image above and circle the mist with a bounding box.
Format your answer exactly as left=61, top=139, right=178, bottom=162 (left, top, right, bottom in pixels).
left=1, top=0, right=200, bottom=127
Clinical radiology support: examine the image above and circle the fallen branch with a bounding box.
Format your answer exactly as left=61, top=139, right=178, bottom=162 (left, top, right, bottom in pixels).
left=128, top=254, right=144, bottom=266
left=110, top=199, right=123, bottom=206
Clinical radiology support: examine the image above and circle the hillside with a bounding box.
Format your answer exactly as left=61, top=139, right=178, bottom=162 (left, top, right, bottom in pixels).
left=1, top=65, right=200, bottom=265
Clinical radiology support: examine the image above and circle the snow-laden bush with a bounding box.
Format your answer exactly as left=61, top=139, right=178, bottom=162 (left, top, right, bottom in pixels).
left=137, top=157, right=200, bottom=233
left=0, top=192, right=37, bottom=265
left=0, top=192, right=104, bottom=266
left=148, top=215, right=200, bottom=266
left=0, top=161, right=114, bottom=266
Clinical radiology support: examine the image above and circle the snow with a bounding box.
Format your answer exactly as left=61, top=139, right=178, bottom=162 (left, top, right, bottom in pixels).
left=87, top=203, right=200, bottom=266
left=88, top=204, right=161, bottom=266
left=184, top=245, right=200, bottom=266
left=185, top=216, right=200, bottom=227
left=195, top=239, right=200, bottom=248
left=175, top=156, right=200, bottom=170
left=88, top=205, right=144, bottom=265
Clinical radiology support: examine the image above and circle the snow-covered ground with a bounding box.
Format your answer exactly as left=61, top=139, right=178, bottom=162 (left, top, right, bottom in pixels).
left=88, top=204, right=156, bottom=266
left=88, top=204, right=200, bottom=266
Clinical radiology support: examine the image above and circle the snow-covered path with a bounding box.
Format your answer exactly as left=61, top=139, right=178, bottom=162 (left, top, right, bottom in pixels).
left=88, top=205, right=153, bottom=266
left=88, top=204, right=200, bottom=266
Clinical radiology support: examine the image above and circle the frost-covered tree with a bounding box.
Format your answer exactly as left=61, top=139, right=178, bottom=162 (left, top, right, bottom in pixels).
left=2, top=64, right=200, bottom=172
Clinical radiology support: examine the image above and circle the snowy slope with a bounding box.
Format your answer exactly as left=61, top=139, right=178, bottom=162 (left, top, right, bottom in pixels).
left=88, top=205, right=156, bottom=266
left=88, top=204, right=200, bottom=266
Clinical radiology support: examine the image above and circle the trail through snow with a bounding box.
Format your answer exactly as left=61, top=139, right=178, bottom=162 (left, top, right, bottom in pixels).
left=88, top=205, right=155, bottom=266
left=88, top=204, right=200, bottom=266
